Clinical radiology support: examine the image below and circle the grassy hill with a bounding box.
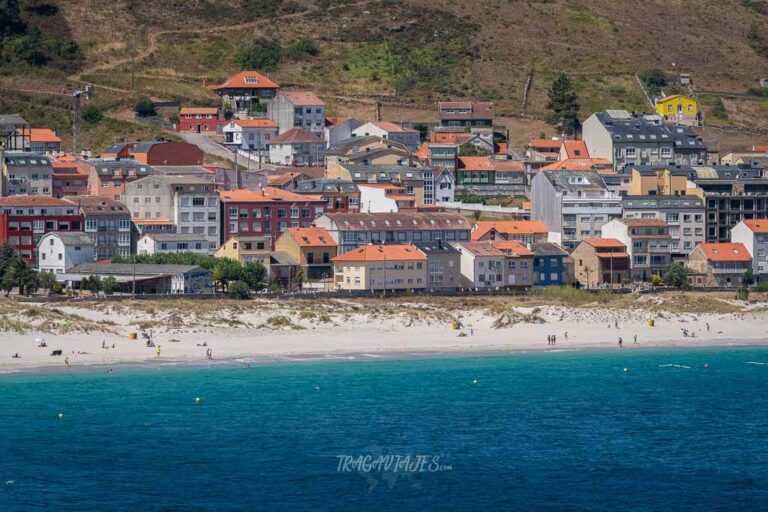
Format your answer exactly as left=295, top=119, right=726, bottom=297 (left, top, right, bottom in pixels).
left=3, top=0, right=768, bottom=152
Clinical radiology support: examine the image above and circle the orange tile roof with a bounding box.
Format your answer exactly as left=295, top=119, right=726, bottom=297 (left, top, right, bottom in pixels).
left=496, top=142, right=509, bottom=155
left=180, top=107, right=218, bottom=115
left=696, top=243, right=751, bottom=262
left=271, top=128, right=323, bottom=144
left=458, top=156, right=494, bottom=171
left=332, top=244, right=426, bottom=262
left=280, top=91, right=325, bottom=106
left=219, top=187, right=323, bottom=203
left=0, top=195, right=75, bottom=207
left=28, top=128, right=62, bottom=143
left=267, top=172, right=303, bottom=186
left=235, top=119, right=278, bottom=128
left=326, top=117, right=352, bottom=126
left=490, top=240, right=534, bottom=256
left=751, top=145, right=768, bottom=153
left=584, top=238, right=626, bottom=249
left=562, top=140, right=589, bottom=159
left=522, top=201, right=532, bottom=211
left=493, top=160, right=525, bottom=172
left=741, top=219, right=768, bottom=233
left=455, top=241, right=506, bottom=257
left=529, top=138, right=562, bottom=150
left=132, top=217, right=174, bottom=225
left=541, top=158, right=613, bottom=171
left=371, top=121, right=417, bottom=133
left=209, top=71, right=279, bottom=90
left=471, top=220, right=548, bottom=240
left=414, top=143, right=429, bottom=159
left=431, top=132, right=473, bottom=144
left=285, top=227, right=336, bottom=247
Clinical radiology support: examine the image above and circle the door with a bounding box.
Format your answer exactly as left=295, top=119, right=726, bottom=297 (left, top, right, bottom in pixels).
left=196, top=124, right=202, bottom=133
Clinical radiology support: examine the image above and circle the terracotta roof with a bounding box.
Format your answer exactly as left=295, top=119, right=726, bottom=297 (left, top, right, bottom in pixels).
left=326, top=117, right=352, bottom=126
left=622, top=218, right=668, bottom=227
left=0, top=196, right=75, bottom=207
left=562, top=140, right=589, bottom=159
left=458, top=156, right=494, bottom=171
left=490, top=240, right=534, bottom=256
left=285, top=227, right=335, bottom=247
left=751, top=145, right=768, bottom=153
left=234, top=119, right=278, bottom=128
left=741, top=219, right=768, bottom=233
left=280, top=91, right=324, bottom=106
left=695, top=243, right=751, bottom=262
left=132, top=217, right=174, bottom=225
left=496, top=142, right=509, bottom=155
left=209, top=71, right=279, bottom=90
left=584, top=238, right=626, bottom=249
left=529, top=138, right=562, bottom=150
left=657, top=94, right=693, bottom=103
left=454, top=241, right=505, bottom=257
left=267, top=172, right=303, bottom=186
left=541, top=158, right=613, bottom=171
left=414, top=143, right=429, bottom=159
left=471, top=221, right=548, bottom=240
left=333, top=244, right=426, bottom=262
left=28, top=128, right=61, bottom=143
left=324, top=212, right=470, bottom=231
left=371, top=121, right=417, bottom=133
left=270, top=128, right=323, bottom=144
left=431, top=132, right=473, bottom=144
left=493, top=160, right=525, bottom=172
left=219, top=187, right=323, bottom=203
left=180, top=107, right=218, bottom=115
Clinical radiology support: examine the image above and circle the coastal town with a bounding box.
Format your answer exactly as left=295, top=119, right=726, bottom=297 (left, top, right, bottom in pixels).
left=0, top=69, right=767, bottom=298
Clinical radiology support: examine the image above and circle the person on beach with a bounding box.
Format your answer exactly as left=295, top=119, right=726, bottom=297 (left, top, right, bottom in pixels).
left=706, top=323, right=710, bottom=332
left=552, top=334, right=556, bottom=346
left=102, top=340, right=107, bottom=349
left=633, top=334, right=638, bottom=344
left=614, top=321, right=619, bottom=329
left=564, top=331, right=568, bottom=340
left=618, top=337, right=623, bottom=348
left=156, top=345, right=161, bottom=358
left=64, top=357, right=70, bottom=367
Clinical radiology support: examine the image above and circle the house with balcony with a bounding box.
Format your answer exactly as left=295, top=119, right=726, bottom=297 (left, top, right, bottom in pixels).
left=65, top=195, right=132, bottom=259
left=455, top=157, right=526, bottom=198
left=219, top=188, right=325, bottom=250
left=491, top=239, right=534, bottom=288
left=102, top=141, right=203, bottom=166
left=687, top=243, right=751, bottom=288
left=602, top=218, right=672, bottom=281
left=316, top=211, right=471, bottom=254
left=731, top=220, right=768, bottom=282
left=51, top=158, right=88, bottom=198
left=326, top=136, right=419, bottom=167
left=358, top=184, right=416, bottom=213
left=222, top=119, right=279, bottom=151
left=274, top=226, right=337, bottom=280
left=622, top=195, right=704, bottom=260
left=452, top=241, right=506, bottom=289
left=268, top=128, right=325, bottom=166
left=123, top=175, right=220, bottom=252
left=284, top=177, right=360, bottom=213
left=208, top=70, right=280, bottom=116
left=137, top=233, right=210, bottom=255
left=81, top=158, right=152, bottom=199
left=332, top=244, right=427, bottom=291
left=326, top=163, right=428, bottom=206
left=571, top=238, right=631, bottom=288
left=268, top=91, right=326, bottom=137
left=531, top=170, right=623, bottom=250
left=413, top=240, right=461, bottom=291
left=0, top=196, right=83, bottom=263
left=438, top=101, right=494, bottom=129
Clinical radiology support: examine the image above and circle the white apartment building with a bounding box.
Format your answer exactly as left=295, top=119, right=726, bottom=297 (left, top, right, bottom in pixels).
left=352, top=122, right=421, bottom=152
left=731, top=220, right=768, bottom=279
left=268, top=91, right=325, bottom=137
left=37, top=232, right=95, bottom=274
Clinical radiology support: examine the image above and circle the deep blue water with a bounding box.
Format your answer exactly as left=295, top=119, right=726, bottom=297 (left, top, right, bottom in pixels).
left=1, top=347, right=768, bottom=511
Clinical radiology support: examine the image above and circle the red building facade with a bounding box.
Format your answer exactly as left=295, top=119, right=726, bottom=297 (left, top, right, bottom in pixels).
left=0, top=196, right=83, bottom=263
left=176, top=108, right=223, bottom=133
left=219, top=188, right=325, bottom=249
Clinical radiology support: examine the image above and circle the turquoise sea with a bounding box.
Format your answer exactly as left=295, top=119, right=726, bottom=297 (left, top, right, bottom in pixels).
left=1, top=347, right=768, bottom=511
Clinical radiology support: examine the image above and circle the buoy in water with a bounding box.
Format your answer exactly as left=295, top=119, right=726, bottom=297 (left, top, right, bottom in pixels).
left=58, top=413, right=64, bottom=419
left=195, top=397, right=201, bottom=405
left=472, top=379, right=478, bottom=385
left=623, top=368, right=629, bottom=372
left=704, top=363, right=709, bottom=368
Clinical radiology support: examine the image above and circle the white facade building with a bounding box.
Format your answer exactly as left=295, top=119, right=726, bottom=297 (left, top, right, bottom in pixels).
left=351, top=122, right=421, bottom=152
left=268, top=91, right=325, bottom=137
left=37, top=232, right=95, bottom=274
left=137, top=233, right=210, bottom=256
left=222, top=119, right=279, bottom=151
left=731, top=220, right=768, bottom=279
left=452, top=241, right=505, bottom=289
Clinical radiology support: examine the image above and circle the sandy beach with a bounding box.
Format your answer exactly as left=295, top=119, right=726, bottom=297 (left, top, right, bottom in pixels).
left=1, top=291, right=767, bottom=373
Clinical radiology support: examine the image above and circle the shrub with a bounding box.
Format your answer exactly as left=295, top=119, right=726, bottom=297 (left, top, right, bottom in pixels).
left=134, top=96, right=156, bottom=118
left=236, top=38, right=282, bottom=71
left=81, top=105, right=103, bottom=124
left=286, top=37, right=319, bottom=60
left=229, top=281, right=251, bottom=300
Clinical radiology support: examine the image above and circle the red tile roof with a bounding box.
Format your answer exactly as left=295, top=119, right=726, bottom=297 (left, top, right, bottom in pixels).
left=234, top=119, right=278, bottom=128
left=741, top=219, right=768, bottom=233
left=458, top=156, right=494, bottom=171
left=333, top=244, right=426, bottom=262
left=496, top=142, right=509, bottom=155
left=28, top=128, right=61, bottom=143
left=562, top=140, right=589, bottom=159
left=493, top=160, right=525, bottom=172
left=371, top=121, right=417, bottom=133
left=270, top=128, right=323, bottom=144
left=430, top=132, right=473, bottom=144
left=529, top=138, right=562, bottom=150
left=280, top=91, right=325, bottom=106
left=490, top=240, right=534, bottom=256
left=471, top=221, right=548, bottom=240
left=0, top=196, right=75, bottom=207
left=584, top=238, right=626, bottom=249
left=180, top=107, right=218, bottom=115
left=696, top=243, right=751, bottom=262
left=414, top=143, right=429, bottom=159
left=285, top=227, right=336, bottom=247
left=209, top=71, right=279, bottom=90
left=541, top=158, right=613, bottom=171
left=219, top=187, right=323, bottom=203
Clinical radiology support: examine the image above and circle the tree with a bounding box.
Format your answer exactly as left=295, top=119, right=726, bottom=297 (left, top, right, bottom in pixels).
left=2, top=258, right=37, bottom=296
left=236, top=38, right=282, bottom=71
left=102, top=276, right=118, bottom=295
left=459, top=144, right=491, bottom=157
left=639, top=68, right=666, bottom=96
left=0, top=242, right=19, bottom=278
left=286, top=37, right=319, bottom=60
left=545, top=73, right=580, bottom=136
left=228, top=280, right=250, bottom=300
left=743, top=269, right=755, bottom=287
left=38, top=271, right=57, bottom=294
left=83, top=275, right=102, bottom=296
left=134, top=96, right=156, bottom=118
left=0, top=0, right=26, bottom=41
left=81, top=105, right=103, bottom=125
left=413, top=123, right=429, bottom=142
left=223, top=108, right=234, bottom=121
left=242, top=261, right=266, bottom=290
left=663, top=262, right=691, bottom=288
left=290, top=266, right=304, bottom=291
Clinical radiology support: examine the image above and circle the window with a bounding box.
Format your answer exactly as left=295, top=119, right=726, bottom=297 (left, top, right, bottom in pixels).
left=192, top=197, right=205, bottom=207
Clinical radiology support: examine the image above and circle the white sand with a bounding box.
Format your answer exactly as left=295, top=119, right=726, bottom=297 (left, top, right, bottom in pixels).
left=1, top=298, right=766, bottom=373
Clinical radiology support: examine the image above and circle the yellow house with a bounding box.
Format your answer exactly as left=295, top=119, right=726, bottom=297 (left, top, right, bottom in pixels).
left=215, top=236, right=271, bottom=266
left=332, top=244, right=427, bottom=291
left=655, top=95, right=699, bottom=125
left=273, top=227, right=337, bottom=280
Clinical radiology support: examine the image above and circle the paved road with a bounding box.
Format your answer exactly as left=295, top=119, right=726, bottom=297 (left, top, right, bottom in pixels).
left=180, top=133, right=277, bottom=170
